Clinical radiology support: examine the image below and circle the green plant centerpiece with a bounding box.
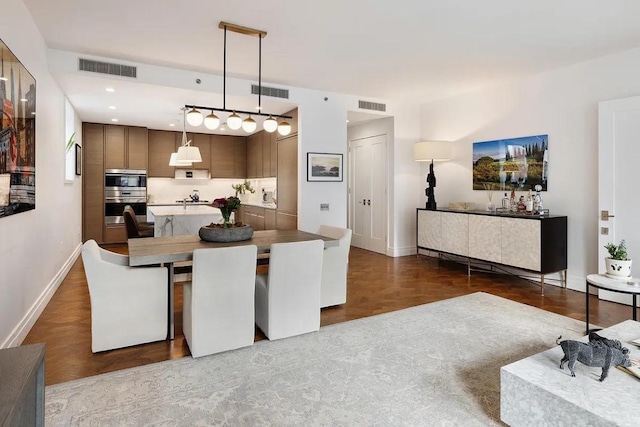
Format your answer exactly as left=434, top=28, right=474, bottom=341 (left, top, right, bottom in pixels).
left=603, top=239, right=632, bottom=279
left=604, top=240, right=629, bottom=260
left=232, top=180, right=255, bottom=197
left=199, top=196, right=253, bottom=242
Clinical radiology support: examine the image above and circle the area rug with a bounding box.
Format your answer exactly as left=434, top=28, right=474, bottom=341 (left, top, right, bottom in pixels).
left=45, top=292, right=586, bottom=426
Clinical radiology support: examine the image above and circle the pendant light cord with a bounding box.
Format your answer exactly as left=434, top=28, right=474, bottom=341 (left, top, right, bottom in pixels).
left=223, top=26, right=227, bottom=111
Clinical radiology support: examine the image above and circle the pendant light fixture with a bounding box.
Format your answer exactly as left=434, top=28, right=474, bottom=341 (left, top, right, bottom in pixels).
left=185, top=21, right=292, bottom=134
left=169, top=108, right=202, bottom=166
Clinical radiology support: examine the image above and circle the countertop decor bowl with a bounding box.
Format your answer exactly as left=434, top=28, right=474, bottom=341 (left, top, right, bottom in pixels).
left=199, top=224, right=254, bottom=242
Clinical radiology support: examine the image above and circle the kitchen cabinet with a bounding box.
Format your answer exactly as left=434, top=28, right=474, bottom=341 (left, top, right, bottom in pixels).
left=148, top=130, right=177, bottom=178
left=247, top=132, right=263, bottom=178
left=276, top=134, right=298, bottom=216
left=82, top=123, right=105, bottom=243
left=243, top=205, right=265, bottom=231
left=104, top=225, right=127, bottom=244
left=269, top=131, right=277, bottom=177
left=264, top=208, right=276, bottom=230
left=276, top=211, right=297, bottom=230
left=104, top=125, right=148, bottom=170
left=189, top=133, right=211, bottom=170
left=210, top=135, right=246, bottom=178
left=262, top=131, right=271, bottom=177
left=276, top=108, right=298, bottom=140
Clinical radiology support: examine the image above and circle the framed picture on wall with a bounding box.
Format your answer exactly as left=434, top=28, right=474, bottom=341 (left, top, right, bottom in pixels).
left=75, top=144, right=82, bottom=176
left=307, top=152, right=343, bottom=182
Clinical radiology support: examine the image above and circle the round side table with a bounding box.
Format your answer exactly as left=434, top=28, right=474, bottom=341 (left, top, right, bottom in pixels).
left=585, top=273, right=640, bottom=334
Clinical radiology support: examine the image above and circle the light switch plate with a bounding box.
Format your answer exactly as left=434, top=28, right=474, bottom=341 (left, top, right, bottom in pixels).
left=320, top=203, right=329, bottom=211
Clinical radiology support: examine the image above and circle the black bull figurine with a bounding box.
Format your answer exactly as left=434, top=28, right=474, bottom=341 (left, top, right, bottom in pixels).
left=557, top=332, right=631, bottom=382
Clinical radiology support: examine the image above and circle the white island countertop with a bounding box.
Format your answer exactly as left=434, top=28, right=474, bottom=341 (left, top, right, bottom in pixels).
left=148, top=205, right=228, bottom=237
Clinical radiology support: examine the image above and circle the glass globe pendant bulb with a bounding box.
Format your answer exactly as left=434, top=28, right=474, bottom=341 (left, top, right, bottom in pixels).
left=242, top=116, right=257, bottom=132
left=204, top=112, right=220, bottom=130
left=186, top=107, right=203, bottom=126
left=277, top=120, right=292, bottom=136
left=227, top=111, right=243, bottom=130
left=263, top=115, right=278, bottom=133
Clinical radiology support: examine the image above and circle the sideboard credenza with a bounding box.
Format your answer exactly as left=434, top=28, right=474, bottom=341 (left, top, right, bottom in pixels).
left=416, top=208, right=567, bottom=295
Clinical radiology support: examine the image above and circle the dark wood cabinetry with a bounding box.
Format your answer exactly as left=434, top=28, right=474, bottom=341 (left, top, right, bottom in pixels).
left=247, top=130, right=277, bottom=178
left=104, top=125, right=148, bottom=170
left=148, top=130, right=177, bottom=178
left=276, top=134, right=298, bottom=215
left=82, top=123, right=105, bottom=243
left=210, top=135, right=246, bottom=178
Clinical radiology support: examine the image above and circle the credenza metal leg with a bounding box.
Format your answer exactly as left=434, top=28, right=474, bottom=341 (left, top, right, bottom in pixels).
left=541, top=274, right=545, bottom=296
left=166, top=262, right=175, bottom=340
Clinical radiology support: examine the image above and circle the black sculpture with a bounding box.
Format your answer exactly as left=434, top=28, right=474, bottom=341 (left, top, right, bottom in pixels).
left=556, top=335, right=631, bottom=381
left=425, top=161, right=437, bottom=210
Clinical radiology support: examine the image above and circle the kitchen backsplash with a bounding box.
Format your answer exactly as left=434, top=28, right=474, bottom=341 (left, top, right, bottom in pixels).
left=148, top=177, right=277, bottom=206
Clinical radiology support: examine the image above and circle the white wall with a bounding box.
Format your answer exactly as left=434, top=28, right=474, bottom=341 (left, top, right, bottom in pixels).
left=418, top=46, right=640, bottom=291
left=0, top=0, right=82, bottom=347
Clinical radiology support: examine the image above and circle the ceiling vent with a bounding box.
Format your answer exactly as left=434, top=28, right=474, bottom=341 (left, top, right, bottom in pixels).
left=251, top=84, right=289, bottom=99
left=358, top=100, right=386, bottom=112
left=78, top=58, right=137, bottom=78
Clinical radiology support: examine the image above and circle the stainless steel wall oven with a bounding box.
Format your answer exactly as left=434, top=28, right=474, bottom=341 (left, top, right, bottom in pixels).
left=104, top=169, right=147, bottom=225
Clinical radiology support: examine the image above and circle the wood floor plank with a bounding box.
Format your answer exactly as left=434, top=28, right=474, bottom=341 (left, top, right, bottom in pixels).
left=22, top=245, right=631, bottom=385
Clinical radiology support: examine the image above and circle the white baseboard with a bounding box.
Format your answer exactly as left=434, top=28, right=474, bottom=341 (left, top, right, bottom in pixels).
left=387, top=245, right=417, bottom=257
left=2, top=243, right=82, bottom=349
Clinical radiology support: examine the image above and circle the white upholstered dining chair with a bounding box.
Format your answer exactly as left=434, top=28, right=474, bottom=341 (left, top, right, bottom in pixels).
left=255, top=239, right=324, bottom=340
left=317, top=225, right=352, bottom=308
left=183, top=245, right=258, bottom=358
left=81, top=239, right=168, bottom=353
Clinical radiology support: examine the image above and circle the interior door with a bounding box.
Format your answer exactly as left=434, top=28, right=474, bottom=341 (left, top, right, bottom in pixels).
left=598, top=96, right=640, bottom=305
left=350, top=134, right=387, bottom=254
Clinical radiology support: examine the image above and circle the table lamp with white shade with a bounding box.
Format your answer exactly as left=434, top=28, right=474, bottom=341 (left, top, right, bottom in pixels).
left=414, top=141, right=452, bottom=210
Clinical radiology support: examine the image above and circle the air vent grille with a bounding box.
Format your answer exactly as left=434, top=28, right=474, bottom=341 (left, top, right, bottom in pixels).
left=251, top=84, right=289, bottom=99
left=78, top=58, right=137, bottom=78
left=358, top=100, right=386, bottom=112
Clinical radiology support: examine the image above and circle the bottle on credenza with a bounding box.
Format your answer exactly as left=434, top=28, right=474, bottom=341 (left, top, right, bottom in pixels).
left=526, top=189, right=533, bottom=213
left=510, top=188, right=516, bottom=212
left=502, top=192, right=509, bottom=210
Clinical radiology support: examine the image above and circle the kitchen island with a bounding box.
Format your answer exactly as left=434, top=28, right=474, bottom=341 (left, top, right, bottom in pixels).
left=147, top=205, right=228, bottom=237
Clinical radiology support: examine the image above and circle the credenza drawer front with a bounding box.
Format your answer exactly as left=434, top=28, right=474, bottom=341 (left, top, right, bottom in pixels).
left=417, top=210, right=441, bottom=251
left=501, top=218, right=541, bottom=271
left=469, top=215, right=501, bottom=263
left=441, top=212, right=468, bottom=256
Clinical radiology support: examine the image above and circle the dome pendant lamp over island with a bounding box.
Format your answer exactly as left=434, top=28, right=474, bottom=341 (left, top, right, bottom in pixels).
left=184, top=21, right=292, bottom=135
left=168, top=108, right=202, bottom=166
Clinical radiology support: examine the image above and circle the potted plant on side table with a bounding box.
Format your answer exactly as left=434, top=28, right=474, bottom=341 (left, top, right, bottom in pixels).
left=604, top=239, right=632, bottom=279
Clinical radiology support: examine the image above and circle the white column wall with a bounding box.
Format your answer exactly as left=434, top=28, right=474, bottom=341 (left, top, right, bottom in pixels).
left=418, top=46, right=640, bottom=291
left=0, top=0, right=83, bottom=347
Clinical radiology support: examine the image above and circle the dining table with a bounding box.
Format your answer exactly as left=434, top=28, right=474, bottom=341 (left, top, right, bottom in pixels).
left=128, top=229, right=339, bottom=339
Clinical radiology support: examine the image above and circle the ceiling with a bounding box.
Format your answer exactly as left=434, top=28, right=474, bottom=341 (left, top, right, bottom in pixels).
left=22, top=0, right=640, bottom=133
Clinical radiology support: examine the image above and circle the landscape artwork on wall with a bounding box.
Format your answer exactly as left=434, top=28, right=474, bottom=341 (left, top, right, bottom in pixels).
left=472, top=134, right=548, bottom=191
left=307, top=152, right=343, bottom=182
left=0, top=38, right=36, bottom=218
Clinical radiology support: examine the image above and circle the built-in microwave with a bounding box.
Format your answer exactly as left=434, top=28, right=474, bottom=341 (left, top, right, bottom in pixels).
left=105, top=169, right=147, bottom=188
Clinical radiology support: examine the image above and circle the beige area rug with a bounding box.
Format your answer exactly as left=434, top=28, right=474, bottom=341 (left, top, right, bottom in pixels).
left=45, top=292, right=586, bottom=426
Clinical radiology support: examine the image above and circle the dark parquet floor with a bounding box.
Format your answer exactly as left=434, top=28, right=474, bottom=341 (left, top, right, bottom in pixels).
left=23, top=245, right=631, bottom=386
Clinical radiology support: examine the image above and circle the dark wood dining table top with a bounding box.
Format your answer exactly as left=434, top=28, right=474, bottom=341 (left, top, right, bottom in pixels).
left=128, top=229, right=338, bottom=266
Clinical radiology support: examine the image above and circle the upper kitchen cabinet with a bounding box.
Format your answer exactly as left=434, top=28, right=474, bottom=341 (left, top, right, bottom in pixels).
left=276, top=134, right=298, bottom=215
left=276, top=108, right=298, bottom=141
left=210, top=135, right=246, bottom=178
left=189, top=133, right=211, bottom=171
left=246, top=130, right=276, bottom=178
left=104, top=125, right=148, bottom=170
left=82, top=123, right=105, bottom=243
left=148, top=130, right=177, bottom=178
left=247, top=132, right=263, bottom=178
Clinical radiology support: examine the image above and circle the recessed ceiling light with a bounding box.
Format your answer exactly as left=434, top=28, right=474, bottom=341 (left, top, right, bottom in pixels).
left=20, top=98, right=28, bottom=102
left=31, top=112, right=36, bottom=115
left=169, top=123, right=175, bottom=127
left=346, top=119, right=350, bottom=123
left=105, top=87, right=115, bottom=92
left=220, top=126, right=226, bottom=131
left=108, top=105, right=116, bottom=110
left=111, top=118, right=118, bottom=122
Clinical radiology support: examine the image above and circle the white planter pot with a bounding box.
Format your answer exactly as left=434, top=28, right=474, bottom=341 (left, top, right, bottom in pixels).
left=605, top=258, right=633, bottom=278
